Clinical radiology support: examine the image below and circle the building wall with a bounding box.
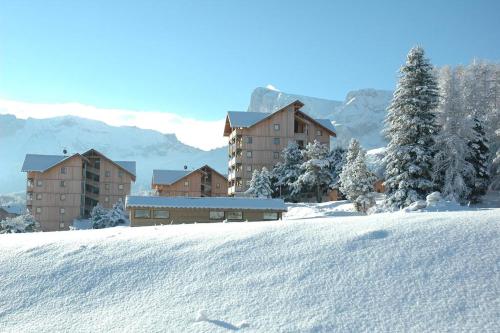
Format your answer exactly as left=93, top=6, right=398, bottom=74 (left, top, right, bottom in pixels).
left=154, top=169, right=228, bottom=197
left=98, top=158, right=133, bottom=209
left=129, top=207, right=283, bottom=226
left=27, top=155, right=84, bottom=231
left=227, top=106, right=332, bottom=195
left=0, top=209, right=18, bottom=221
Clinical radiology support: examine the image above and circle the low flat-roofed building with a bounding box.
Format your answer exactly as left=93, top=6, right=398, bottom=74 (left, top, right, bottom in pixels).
left=125, top=196, right=287, bottom=226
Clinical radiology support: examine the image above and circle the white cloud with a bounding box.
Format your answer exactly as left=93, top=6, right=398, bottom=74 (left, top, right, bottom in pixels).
left=265, top=84, right=279, bottom=91
left=0, top=99, right=227, bottom=151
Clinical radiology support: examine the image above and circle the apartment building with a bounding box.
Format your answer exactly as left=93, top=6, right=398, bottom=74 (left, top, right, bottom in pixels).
left=152, top=165, right=228, bottom=197
left=21, top=149, right=136, bottom=231
left=223, top=100, right=336, bottom=196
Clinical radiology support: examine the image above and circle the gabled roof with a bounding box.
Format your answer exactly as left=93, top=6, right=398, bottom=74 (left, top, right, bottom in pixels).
left=152, top=165, right=227, bottom=186
left=224, top=99, right=335, bottom=136
left=152, top=170, right=191, bottom=185
left=126, top=196, right=287, bottom=211
left=21, top=154, right=84, bottom=173
left=22, top=150, right=136, bottom=181
left=82, top=149, right=136, bottom=181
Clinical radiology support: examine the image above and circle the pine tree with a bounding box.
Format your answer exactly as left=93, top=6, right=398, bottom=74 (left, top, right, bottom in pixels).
left=272, top=142, right=303, bottom=201
left=339, top=141, right=376, bottom=212
left=0, top=213, right=39, bottom=233
left=293, top=140, right=332, bottom=202
left=91, top=203, right=109, bottom=229
left=326, top=147, right=346, bottom=190
left=108, top=199, right=129, bottom=227
left=246, top=168, right=272, bottom=198
left=433, top=66, right=475, bottom=203
left=384, top=46, right=440, bottom=209
left=466, top=117, right=490, bottom=202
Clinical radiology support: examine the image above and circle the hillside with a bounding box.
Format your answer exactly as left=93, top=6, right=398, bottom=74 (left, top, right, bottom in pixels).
left=0, top=114, right=227, bottom=193
left=248, top=87, right=393, bottom=148
left=0, top=207, right=498, bottom=332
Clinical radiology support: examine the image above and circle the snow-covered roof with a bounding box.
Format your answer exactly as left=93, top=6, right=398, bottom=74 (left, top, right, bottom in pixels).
left=0, top=205, right=23, bottom=215
left=21, top=154, right=76, bottom=172
left=152, top=170, right=191, bottom=185
left=315, top=119, right=336, bottom=133
left=126, top=196, right=287, bottom=211
left=226, top=111, right=268, bottom=128
left=115, top=161, right=136, bottom=177
left=21, top=153, right=136, bottom=177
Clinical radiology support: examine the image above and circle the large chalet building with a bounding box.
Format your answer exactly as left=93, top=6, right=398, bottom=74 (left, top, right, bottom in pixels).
left=223, top=100, right=336, bottom=196
left=21, top=149, right=136, bottom=231
left=152, top=165, right=228, bottom=197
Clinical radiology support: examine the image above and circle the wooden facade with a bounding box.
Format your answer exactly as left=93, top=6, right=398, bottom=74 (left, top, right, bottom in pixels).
left=23, top=149, right=135, bottom=232
left=224, top=100, right=336, bottom=196
left=152, top=165, right=228, bottom=197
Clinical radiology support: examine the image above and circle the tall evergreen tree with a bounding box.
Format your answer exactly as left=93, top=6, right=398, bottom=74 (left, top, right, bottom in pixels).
left=339, top=139, right=362, bottom=195
left=293, top=140, right=332, bottom=202
left=384, top=46, right=440, bottom=209
left=326, top=147, right=346, bottom=190
left=246, top=167, right=272, bottom=198
left=272, top=142, right=303, bottom=201
left=433, top=66, right=475, bottom=202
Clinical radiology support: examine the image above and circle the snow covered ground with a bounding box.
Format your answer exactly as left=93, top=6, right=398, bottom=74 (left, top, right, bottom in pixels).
left=0, top=204, right=499, bottom=332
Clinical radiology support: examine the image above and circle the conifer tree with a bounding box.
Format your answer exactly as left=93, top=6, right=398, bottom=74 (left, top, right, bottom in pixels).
left=246, top=168, right=272, bottom=198
left=272, top=142, right=303, bottom=201
left=384, top=46, right=440, bottom=209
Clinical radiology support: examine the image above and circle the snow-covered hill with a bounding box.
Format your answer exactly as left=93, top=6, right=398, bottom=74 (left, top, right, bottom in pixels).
left=248, top=87, right=393, bottom=148
left=0, top=207, right=498, bottom=332
left=0, top=114, right=227, bottom=193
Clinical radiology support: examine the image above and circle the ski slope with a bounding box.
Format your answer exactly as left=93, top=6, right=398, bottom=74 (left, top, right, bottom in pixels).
left=0, top=206, right=499, bottom=332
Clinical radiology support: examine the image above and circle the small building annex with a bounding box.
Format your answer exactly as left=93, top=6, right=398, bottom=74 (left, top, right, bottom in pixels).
left=125, top=196, right=287, bottom=226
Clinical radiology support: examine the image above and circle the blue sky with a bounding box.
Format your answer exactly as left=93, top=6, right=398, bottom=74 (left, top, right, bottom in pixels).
left=0, top=0, right=499, bottom=122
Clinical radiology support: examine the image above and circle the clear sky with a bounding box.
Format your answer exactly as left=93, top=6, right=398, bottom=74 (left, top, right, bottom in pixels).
left=0, top=0, right=499, bottom=123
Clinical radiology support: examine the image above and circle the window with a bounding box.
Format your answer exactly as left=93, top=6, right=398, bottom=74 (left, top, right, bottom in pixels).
left=27, top=193, right=33, bottom=201
left=105, top=170, right=111, bottom=177
left=246, top=136, right=253, bottom=144
left=216, top=183, right=221, bottom=189
left=36, top=207, right=42, bottom=214
left=184, top=181, right=189, bottom=187
left=60, top=180, right=66, bottom=187
left=246, top=151, right=252, bottom=158
left=60, top=167, right=67, bottom=174
left=273, top=137, right=280, bottom=145
left=316, top=130, right=322, bottom=136
left=60, top=194, right=66, bottom=201
left=59, top=222, right=65, bottom=228
left=118, top=184, right=124, bottom=190
left=153, top=210, right=170, bottom=219
left=246, top=165, right=252, bottom=172
left=36, top=193, right=42, bottom=200
left=104, top=196, right=109, bottom=202
left=60, top=208, right=65, bottom=214
left=105, top=183, right=110, bottom=190
left=273, top=152, right=280, bottom=159
left=36, top=180, right=43, bottom=187
left=246, top=180, right=251, bottom=186
left=118, top=170, right=124, bottom=178
left=263, top=212, right=279, bottom=220
left=134, top=209, right=150, bottom=218
left=274, top=124, right=280, bottom=131
left=297, top=140, right=304, bottom=148
left=226, top=211, right=243, bottom=220
left=210, top=211, right=224, bottom=220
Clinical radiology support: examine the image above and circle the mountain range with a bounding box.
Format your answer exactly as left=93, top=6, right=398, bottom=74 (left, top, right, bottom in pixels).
left=0, top=87, right=392, bottom=194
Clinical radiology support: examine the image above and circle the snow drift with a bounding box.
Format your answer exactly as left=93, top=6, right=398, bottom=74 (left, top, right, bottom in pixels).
left=0, top=208, right=498, bottom=332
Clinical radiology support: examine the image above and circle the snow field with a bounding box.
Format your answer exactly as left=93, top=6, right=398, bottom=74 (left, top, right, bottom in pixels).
left=0, top=208, right=499, bottom=332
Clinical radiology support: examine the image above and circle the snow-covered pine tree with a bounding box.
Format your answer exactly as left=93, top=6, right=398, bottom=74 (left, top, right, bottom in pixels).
left=339, top=140, right=376, bottom=211
left=272, top=142, right=303, bottom=201
left=91, top=203, right=109, bottom=229
left=246, top=168, right=272, bottom=198
left=339, top=139, right=361, bottom=196
left=384, top=46, right=440, bottom=209
left=108, top=199, right=129, bottom=227
left=433, top=66, right=475, bottom=203
left=326, top=147, right=346, bottom=190
left=0, top=213, right=40, bottom=233
left=293, top=140, right=332, bottom=202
